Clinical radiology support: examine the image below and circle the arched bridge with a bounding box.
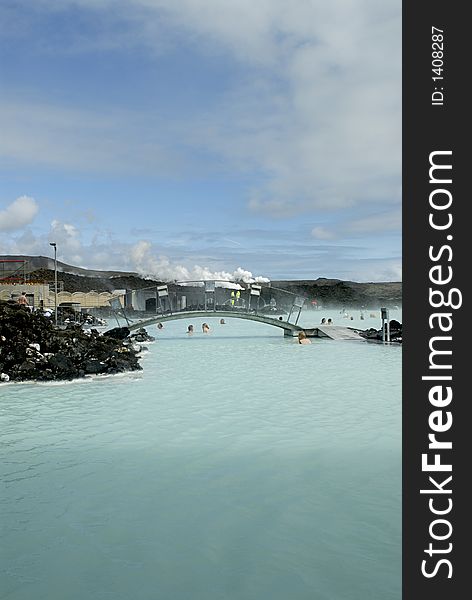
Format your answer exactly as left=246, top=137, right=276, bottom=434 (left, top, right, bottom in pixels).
left=127, top=310, right=303, bottom=336
left=107, top=280, right=364, bottom=340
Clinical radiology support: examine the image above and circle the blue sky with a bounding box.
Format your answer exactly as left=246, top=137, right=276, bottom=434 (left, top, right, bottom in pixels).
left=0, top=0, right=401, bottom=282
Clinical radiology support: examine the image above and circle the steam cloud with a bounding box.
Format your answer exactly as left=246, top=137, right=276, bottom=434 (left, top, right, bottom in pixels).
left=130, top=241, right=270, bottom=284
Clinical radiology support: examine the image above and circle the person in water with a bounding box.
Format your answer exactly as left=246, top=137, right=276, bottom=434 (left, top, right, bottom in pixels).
left=298, top=331, right=311, bottom=345
left=327, top=318, right=333, bottom=325
left=320, top=317, right=326, bottom=324
left=202, top=323, right=210, bottom=333
left=219, top=318, right=225, bottom=324
left=187, top=325, right=194, bottom=334
left=157, top=322, right=164, bottom=329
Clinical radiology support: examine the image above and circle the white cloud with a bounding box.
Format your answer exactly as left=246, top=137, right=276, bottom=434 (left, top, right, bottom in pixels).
left=0, top=214, right=401, bottom=282
left=138, top=0, right=402, bottom=217
left=2, top=0, right=401, bottom=220
left=1, top=1, right=402, bottom=280
left=49, top=220, right=82, bottom=256
left=0, top=196, right=39, bottom=231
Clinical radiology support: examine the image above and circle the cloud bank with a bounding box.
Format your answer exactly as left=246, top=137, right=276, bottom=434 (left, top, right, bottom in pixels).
left=2, top=0, right=401, bottom=218
left=0, top=196, right=39, bottom=232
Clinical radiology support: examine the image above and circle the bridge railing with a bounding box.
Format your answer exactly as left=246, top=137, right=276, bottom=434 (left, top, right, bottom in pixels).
left=112, top=280, right=307, bottom=325
left=159, top=281, right=305, bottom=325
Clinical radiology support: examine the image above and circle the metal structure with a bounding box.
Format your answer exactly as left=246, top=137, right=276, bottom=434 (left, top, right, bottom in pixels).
left=107, top=280, right=312, bottom=336
left=0, top=259, right=28, bottom=283
left=156, top=285, right=170, bottom=314
left=287, top=295, right=305, bottom=326
left=49, top=243, right=58, bottom=325
left=381, top=307, right=391, bottom=343
left=132, top=280, right=302, bottom=317
left=109, top=297, right=131, bottom=327
left=127, top=309, right=306, bottom=335
left=105, top=280, right=365, bottom=340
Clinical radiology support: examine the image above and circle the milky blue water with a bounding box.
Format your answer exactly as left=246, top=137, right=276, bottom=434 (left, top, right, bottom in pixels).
left=1, top=309, right=401, bottom=600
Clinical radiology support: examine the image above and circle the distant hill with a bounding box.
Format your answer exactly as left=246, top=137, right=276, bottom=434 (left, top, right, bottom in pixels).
left=0, top=255, right=402, bottom=306
left=272, top=279, right=402, bottom=307
left=27, top=268, right=163, bottom=293
left=0, top=255, right=138, bottom=279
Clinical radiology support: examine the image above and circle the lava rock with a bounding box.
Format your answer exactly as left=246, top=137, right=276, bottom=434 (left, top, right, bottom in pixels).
left=129, top=328, right=155, bottom=343
left=49, top=353, right=76, bottom=374
left=359, top=321, right=402, bottom=343
left=0, top=301, right=142, bottom=383
left=103, top=327, right=130, bottom=341
left=359, top=328, right=379, bottom=340
left=84, top=359, right=107, bottom=374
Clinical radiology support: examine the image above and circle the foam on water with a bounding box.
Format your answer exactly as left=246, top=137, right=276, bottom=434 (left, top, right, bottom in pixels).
left=0, top=311, right=401, bottom=600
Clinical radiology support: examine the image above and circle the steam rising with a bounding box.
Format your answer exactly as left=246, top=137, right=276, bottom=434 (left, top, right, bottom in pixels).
left=131, top=241, right=270, bottom=284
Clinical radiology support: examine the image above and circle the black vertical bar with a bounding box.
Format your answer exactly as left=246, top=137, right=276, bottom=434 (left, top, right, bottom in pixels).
left=404, top=2, right=467, bottom=599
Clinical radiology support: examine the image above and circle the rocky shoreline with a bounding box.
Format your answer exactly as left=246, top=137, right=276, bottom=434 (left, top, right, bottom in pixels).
left=358, top=319, right=402, bottom=343
left=1, top=299, right=402, bottom=384
left=0, top=301, right=154, bottom=383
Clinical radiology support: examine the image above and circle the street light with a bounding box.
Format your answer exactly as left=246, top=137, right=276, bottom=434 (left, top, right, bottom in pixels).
left=49, top=242, right=58, bottom=325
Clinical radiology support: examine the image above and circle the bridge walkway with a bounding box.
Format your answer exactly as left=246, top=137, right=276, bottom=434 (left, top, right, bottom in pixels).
left=123, top=312, right=364, bottom=340
left=316, top=325, right=363, bottom=340
left=126, top=310, right=303, bottom=335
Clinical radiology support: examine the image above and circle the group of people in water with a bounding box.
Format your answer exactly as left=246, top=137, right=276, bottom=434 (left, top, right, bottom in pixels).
left=156, top=320, right=228, bottom=335
left=186, top=319, right=226, bottom=334
left=320, top=317, right=333, bottom=325
left=188, top=323, right=210, bottom=334
left=156, top=317, right=313, bottom=344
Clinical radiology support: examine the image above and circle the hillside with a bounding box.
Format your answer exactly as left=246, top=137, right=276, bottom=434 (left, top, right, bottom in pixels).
left=0, top=255, right=137, bottom=279
left=1, top=256, right=402, bottom=307
left=26, top=269, right=163, bottom=293
left=272, top=279, right=402, bottom=307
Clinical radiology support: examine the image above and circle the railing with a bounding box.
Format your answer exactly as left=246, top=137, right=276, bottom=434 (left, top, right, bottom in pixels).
left=110, top=280, right=307, bottom=326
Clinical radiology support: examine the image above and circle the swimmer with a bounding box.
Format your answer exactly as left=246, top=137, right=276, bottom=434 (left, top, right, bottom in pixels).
left=157, top=322, right=164, bottom=329
left=327, top=318, right=333, bottom=325
left=320, top=317, right=326, bottom=324
left=187, top=325, right=194, bottom=334
left=219, top=318, right=226, bottom=324
left=298, top=331, right=311, bottom=345
left=202, top=323, right=210, bottom=333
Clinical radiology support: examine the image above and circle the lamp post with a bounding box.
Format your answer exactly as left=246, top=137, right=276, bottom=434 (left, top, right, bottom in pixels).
left=49, top=242, right=58, bottom=325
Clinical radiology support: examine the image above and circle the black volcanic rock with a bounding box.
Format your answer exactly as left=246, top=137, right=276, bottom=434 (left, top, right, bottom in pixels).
left=130, top=328, right=155, bottom=343
left=0, top=301, right=142, bottom=382
left=359, top=320, right=402, bottom=343
left=103, top=327, right=130, bottom=340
